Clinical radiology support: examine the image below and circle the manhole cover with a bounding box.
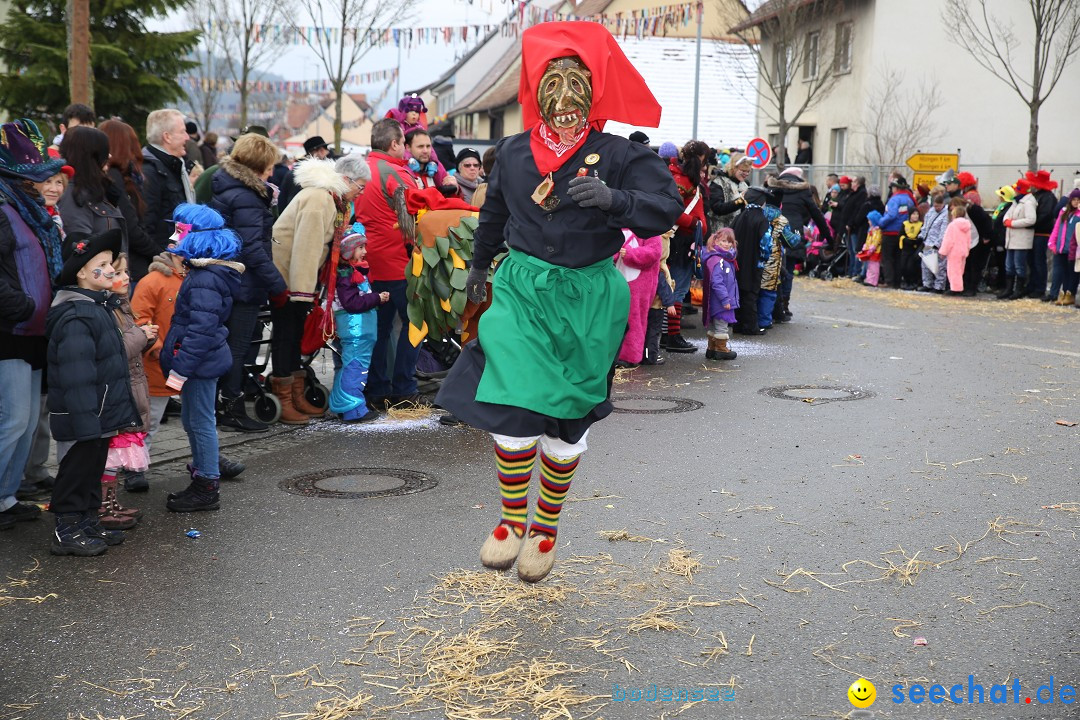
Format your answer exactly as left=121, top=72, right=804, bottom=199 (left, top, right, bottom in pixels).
left=759, top=385, right=874, bottom=404
left=611, top=394, right=704, bottom=414
left=279, top=467, right=437, bottom=499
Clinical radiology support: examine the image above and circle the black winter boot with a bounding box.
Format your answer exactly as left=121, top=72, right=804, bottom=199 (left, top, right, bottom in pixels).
left=1007, top=277, right=1028, bottom=300
left=996, top=277, right=1014, bottom=300
left=123, top=471, right=149, bottom=492
left=50, top=513, right=108, bottom=556
left=167, top=475, right=220, bottom=513
left=217, top=395, right=268, bottom=433
left=641, top=309, right=665, bottom=365
left=78, top=511, right=125, bottom=546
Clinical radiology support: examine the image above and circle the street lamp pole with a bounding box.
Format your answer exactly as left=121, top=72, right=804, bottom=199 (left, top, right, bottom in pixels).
left=691, top=1, right=703, bottom=140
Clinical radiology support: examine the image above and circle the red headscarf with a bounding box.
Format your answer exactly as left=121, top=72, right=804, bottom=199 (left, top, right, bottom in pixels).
left=519, top=22, right=661, bottom=175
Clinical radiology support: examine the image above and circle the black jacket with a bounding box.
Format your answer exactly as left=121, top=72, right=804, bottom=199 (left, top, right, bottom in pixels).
left=46, top=288, right=141, bottom=442
left=473, top=131, right=682, bottom=270
left=106, top=167, right=162, bottom=281
left=852, top=194, right=886, bottom=242
left=840, top=186, right=867, bottom=236
left=277, top=169, right=301, bottom=213
left=767, top=173, right=833, bottom=243
left=140, top=146, right=189, bottom=249
left=1032, top=189, right=1059, bottom=235
left=209, top=159, right=287, bottom=305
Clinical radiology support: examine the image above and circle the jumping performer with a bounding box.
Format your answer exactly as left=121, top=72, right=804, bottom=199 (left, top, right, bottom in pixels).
left=436, top=21, right=682, bottom=582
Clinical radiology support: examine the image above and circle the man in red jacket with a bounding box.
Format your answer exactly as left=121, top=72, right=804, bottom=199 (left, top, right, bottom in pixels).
left=356, top=118, right=422, bottom=406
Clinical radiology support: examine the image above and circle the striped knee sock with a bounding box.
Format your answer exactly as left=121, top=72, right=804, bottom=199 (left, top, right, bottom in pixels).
left=530, top=452, right=581, bottom=538
left=667, top=302, right=683, bottom=335
left=100, top=468, right=118, bottom=484
left=495, top=441, right=537, bottom=537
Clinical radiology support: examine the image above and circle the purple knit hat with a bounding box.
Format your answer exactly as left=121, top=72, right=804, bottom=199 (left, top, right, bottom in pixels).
left=398, top=94, right=427, bottom=114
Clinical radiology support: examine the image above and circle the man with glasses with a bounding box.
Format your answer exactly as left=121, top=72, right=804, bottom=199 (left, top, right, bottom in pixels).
left=455, top=148, right=483, bottom=204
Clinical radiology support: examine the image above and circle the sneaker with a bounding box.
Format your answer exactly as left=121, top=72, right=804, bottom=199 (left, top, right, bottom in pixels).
left=15, top=482, right=51, bottom=501
left=0, top=501, right=42, bottom=523
left=123, top=471, right=149, bottom=493
left=78, top=513, right=125, bottom=546
left=665, top=335, right=698, bottom=353
left=218, top=456, right=246, bottom=480
left=50, top=514, right=108, bottom=556
left=344, top=408, right=381, bottom=424
left=167, top=477, right=220, bottom=513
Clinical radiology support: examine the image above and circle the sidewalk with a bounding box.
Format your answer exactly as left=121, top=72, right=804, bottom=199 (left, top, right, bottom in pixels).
left=43, top=352, right=339, bottom=471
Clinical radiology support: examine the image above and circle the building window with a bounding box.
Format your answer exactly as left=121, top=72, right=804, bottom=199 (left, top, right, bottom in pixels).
left=803, top=31, right=820, bottom=80
left=831, top=128, right=847, bottom=165
left=834, top=22, right=853, bottom=74
left=773, top=43, right=791, bottom=85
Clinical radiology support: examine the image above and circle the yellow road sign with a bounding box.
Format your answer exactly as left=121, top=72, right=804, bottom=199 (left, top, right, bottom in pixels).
left=912, top=173, right=940, bottom=190
left=906, top=153, right=959, bottom=173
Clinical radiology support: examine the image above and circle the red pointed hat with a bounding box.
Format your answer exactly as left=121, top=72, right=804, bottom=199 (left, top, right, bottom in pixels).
left=518, top=21, right=662, bottom=131
left=1024, top=169, right=1058, bottom=191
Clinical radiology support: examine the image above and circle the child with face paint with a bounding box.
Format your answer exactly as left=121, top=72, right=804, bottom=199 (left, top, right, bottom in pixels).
left=328, top=223, right=390, bottom=423
left=95, top=253, right=158, bottom=529
left=46, top=229, right=143, bottom=555
left=159, top=205, right=245, bottom=513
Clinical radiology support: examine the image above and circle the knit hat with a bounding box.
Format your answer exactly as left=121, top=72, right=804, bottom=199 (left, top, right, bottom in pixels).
left=916, top=183, right=930, bottom=198
left=1069, top=188, right=1080, bottom=201
left=58, top=228, right=122, bottom=286
left=341, top=222, right=367, bottom=259
left=867, top=185, right=882, bottom=198
left=628, top=131, right=650, bottom=145
left=398, top=94, right=427, bottom=114
left=782, top=167, right=804, bottom=180
left=0, top=119, right=67, bottom=182
left=455, top=147, right=482, bottom=168
left=838, top=175, right=852, bottom=185
left=830, top=183, right=841, bottom=194
left=995, top=185, right=1016, bottom=203
left=658, top=142, right=679, bottom=160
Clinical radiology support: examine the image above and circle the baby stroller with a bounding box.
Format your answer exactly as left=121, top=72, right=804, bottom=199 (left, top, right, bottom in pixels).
left=809, top=243, right=849, bottom=280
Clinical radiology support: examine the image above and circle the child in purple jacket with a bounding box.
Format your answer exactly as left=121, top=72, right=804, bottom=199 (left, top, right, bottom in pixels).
left=701, top=227, right=739, bottom=361
left=329, top=224, right=389, bottom=423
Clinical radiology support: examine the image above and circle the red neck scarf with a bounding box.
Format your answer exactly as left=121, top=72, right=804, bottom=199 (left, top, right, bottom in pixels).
left=529, top=122, right=591, bottom=177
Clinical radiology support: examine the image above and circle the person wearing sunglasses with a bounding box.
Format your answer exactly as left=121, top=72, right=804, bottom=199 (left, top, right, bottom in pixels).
left=455, top=148, right=483, bottom=205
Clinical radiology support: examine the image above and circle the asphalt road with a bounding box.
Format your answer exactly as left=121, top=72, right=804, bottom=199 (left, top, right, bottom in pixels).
left=2, top=278, right=1078, bottom=720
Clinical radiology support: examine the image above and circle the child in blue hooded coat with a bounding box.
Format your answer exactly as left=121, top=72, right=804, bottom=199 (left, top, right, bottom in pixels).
left=329, top=223, right=389, bottom=423
left=160, top=204, right=243, bottom=512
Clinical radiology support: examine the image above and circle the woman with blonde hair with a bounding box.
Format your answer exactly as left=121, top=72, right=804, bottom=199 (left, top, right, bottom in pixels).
left=209, top=133, right=289, bottom=432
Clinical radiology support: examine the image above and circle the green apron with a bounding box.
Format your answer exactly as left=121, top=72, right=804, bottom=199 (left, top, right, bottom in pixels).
left=475, top=249, right=630, bottom=419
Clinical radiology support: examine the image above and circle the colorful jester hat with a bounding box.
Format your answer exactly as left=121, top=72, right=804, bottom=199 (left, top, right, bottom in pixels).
left=0, top=119, right=67, bottom=182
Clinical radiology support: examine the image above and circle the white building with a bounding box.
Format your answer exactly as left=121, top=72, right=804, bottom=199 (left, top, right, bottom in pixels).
left=735, top=0, right=1080, bottom=190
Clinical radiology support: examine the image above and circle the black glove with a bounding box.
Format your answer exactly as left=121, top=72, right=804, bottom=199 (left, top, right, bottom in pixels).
left=466, top=264, right=489, bottom=304
left=568, top=175, right=614, bottom=211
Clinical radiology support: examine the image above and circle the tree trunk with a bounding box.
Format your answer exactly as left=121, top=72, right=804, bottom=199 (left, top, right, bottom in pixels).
left=68, top=0, right=92, bottom=106
left=776, top=119, right=789, bottom=171
left=239, top=72, right=249, bottom=131
left=334, top=84, right=344, bottom=154
left=1027, top=101, right=1040, bottom=172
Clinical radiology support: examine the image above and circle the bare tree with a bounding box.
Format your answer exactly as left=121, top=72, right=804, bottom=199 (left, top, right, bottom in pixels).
left=291, top=0, right=418, bottom=152
left=725, top=0, right=843, bottom=169
left=857, top=67, right=945, bottom=170
left=214, top=0, right=294, bottom=130
left=182, top=0, right=227, bottom=133
left=943, top=0, right=1080, bottom=170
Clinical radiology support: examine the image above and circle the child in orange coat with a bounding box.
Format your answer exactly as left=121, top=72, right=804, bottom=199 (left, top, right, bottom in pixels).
left=938, top=198, right=972, bottom=294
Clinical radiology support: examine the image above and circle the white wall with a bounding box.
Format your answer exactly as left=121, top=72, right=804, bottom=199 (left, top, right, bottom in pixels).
left=754, top=0, right=1080, bottom=168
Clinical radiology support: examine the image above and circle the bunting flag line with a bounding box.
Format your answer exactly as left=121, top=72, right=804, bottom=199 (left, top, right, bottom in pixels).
left=179, top=68, right=399, bottom=94
left=202, top=1, right=699, bottom=51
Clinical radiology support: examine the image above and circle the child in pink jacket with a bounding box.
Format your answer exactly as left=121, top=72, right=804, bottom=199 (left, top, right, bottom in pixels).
left=615, top=229, right=663, bottom=366
left=938, top=197, right=972, bottom=294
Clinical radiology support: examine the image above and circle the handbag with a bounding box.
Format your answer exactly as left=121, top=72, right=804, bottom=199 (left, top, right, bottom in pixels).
left=300, top=236, right=341, bottom=356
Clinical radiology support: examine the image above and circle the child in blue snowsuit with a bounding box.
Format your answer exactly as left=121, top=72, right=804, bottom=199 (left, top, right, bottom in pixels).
left=329, top=224, right=389, bottom=423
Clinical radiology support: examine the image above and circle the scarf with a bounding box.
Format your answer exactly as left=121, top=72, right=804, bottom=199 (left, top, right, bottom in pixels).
left=529, top=123, right=591, bottom=177
left=0, top=179, right=63, bottom=281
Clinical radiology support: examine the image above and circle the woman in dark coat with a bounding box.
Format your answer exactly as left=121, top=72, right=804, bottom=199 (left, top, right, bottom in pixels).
left=57, top=127, right=126, bottom=246
left=208, top=133, right=288, bottom=432
left=100, top=120, right=162, bottom=282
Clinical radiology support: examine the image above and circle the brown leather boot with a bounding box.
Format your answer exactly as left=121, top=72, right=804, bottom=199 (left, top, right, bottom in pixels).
left=98, top=481, right=137, bottom=530
left=271, top=375, right=310, bottom=425
left=105, top=478, right=142, bottom=520
left=291, top=371, right=324, bottom=416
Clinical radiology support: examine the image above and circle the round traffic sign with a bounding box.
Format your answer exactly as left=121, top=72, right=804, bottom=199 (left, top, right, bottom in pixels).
left=746, top=136, right=771, bottom=168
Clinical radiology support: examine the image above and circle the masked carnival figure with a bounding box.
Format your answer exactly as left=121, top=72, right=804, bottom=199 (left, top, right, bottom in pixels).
left=436, top=22, right=682, bottom=582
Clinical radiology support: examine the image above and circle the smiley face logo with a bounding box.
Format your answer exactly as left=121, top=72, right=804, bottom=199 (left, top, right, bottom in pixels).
left=848, top=678, right=876, bottom=708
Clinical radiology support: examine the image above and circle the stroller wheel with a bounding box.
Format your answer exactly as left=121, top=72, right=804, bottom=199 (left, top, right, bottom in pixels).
left=306, top=382, right=330, bottom=411
left=253, top=393, right=282, bottom=424
left=823, top=270, right=833, bottom=281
